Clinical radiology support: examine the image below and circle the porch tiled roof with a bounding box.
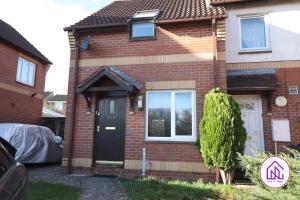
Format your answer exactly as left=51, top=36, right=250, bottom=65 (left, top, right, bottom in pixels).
left=77, top=66, right=143, bottom=94
left=227, top=69, right=278, bottom=91
left=64, top=0, right=226, bottom=31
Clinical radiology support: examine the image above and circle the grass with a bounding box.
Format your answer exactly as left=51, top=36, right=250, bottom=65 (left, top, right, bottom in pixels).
left=120, top=177, right=248, bottom=200
left=29, top=181, right=80, bottom=200
left=119, top=176, right=296, bottom=200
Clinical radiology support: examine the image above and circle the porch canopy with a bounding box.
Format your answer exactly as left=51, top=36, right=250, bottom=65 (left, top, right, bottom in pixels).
left=227, top=69, right=278, bottom=92
left=76, top=66, right=143, bottom=112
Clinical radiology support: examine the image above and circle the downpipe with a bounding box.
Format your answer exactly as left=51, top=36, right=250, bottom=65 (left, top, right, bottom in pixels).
left=142, top=147, right=146, bottom=176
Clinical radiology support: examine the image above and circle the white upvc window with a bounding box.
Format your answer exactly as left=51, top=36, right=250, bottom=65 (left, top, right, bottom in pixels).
left=131, top=22, right=155, bottom=39
left=16, top=57, right=36, bottom=86
left=238, top=15, right=270, bottom=51
left=145, top=90, right=196, bottom=142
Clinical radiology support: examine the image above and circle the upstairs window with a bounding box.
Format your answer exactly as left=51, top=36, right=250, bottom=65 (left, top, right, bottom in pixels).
left=16, top=57, right=36, bottom=86
left=132, top=22, right=155, bottom=39
left=130, top=10, right=159, bottom=40
left=239, top=15, right=270, bottom=51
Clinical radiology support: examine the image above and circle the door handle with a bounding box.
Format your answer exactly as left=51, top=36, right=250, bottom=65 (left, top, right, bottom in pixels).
left=97, top=125, right=100, bottom=132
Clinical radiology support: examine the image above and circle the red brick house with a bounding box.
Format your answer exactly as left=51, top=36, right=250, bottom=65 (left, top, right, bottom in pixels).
left=63, top=0, right=300, bottom=180
left=213, top=0, right=300, bottom=155
left=63, top=0, right=227, bottom=180
left=0, top=19, right=52, bottom=124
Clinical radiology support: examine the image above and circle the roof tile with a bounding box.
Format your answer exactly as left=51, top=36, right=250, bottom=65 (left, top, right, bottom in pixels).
left=0, top=19, right=52, bottom=64
left=65, top=0, right=226, bottom=31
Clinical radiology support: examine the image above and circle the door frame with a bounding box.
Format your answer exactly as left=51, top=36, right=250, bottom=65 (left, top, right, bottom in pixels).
left=93, top=93, right=127, bottom=167
left=233, top=95, right=265, bottom=153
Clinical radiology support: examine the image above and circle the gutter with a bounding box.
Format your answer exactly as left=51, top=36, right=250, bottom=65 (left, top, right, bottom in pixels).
left=212, top=0, right=262, bottom=6
left=156, top=15, right=227, bottom=24
left=64, top=15, right=228, bottom=32
left=66, top=30, right=80, bottom=174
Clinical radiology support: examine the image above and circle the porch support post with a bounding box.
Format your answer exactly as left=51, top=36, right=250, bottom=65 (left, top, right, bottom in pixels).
left=83, top=93, right=92, bottom=113
left=265, top=92, right=272, bottom=113
left=130, top=94, right=134, bottom=114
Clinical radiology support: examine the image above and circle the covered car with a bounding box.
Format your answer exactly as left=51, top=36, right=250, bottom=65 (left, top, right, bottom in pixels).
left=0, top=123, right=62, bottom=163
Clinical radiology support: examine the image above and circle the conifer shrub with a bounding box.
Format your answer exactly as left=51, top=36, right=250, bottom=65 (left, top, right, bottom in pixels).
left=200, top=88, right=247, bottom=184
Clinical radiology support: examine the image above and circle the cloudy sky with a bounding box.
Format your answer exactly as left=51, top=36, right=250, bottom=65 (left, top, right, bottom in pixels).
left=0, top=0, right=113, bottom=94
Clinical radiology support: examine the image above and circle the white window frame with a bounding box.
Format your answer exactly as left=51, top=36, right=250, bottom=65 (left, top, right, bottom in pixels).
left=238, top=14, right=270, bottom=52
left=145, top=90, right=197, bottom=142
left=16, top=57, right=36, bottom=86
left=131, top=21, right=155, bottom=39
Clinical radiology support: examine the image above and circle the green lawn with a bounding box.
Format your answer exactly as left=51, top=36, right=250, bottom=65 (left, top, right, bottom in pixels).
left=29, top=181, right=80, bottom=200
left=120, top=177, right=246, bottom=200
left=119, top=177, right=296, bottom=200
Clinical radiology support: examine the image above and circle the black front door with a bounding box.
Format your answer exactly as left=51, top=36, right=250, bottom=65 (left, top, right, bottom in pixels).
left=95, top=96, right=126, bottom=164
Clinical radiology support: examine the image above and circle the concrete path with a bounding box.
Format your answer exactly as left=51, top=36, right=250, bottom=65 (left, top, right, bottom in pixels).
left=27, top=164, right=127, bottom=200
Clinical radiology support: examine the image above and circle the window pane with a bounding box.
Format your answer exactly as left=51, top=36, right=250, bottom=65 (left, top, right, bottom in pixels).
left=109, top=100, right=115, bottom=114
left=28, top=63, right=35, bottom=85
left=148, top=92, right=171, bottom=137
left=175, top=93, right=192, bottom=136
left=16, top=57, right=36, bottom=86
left=16, top=58, right=23, bottom=81
left=241, top=17, right=266, bottom=49
left=21, top=60, right=29, bottom=83
left=132, top=22, right=154, bottom=38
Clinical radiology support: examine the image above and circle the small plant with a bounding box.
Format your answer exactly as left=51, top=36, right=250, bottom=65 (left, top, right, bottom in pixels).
left=200, top=88, right=247, bottom=185
left=239, top=149, right=300, bottom=199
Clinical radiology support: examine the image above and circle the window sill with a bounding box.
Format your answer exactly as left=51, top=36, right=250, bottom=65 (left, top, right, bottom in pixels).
left=130, top=37, right=156, bottom=42
left=238, top=49, right=272, bottom=54
left=16, top=80, right=35, bottom=88
left=145, top=138, right=197, bottom=144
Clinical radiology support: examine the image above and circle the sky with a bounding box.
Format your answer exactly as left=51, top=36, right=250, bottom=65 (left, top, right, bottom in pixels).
left=0, top=0, right=113, bottom=94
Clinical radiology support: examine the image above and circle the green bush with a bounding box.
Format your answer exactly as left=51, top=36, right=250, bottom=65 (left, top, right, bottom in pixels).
left=200, top=88, right=247, bottom=184
left=239, top=149, right=300, bottom=200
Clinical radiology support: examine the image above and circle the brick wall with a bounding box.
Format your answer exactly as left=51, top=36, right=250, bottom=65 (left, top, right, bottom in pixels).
left=0, top=42, right=46, bottom=124
left=263, top=68, right=300, bottom=153
left=63, top=20, right=226, bottom=179
left=230, top=68, right=300, bottom=154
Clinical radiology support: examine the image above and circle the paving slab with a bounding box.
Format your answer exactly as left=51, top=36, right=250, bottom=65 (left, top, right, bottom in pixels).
left=27, top=164, right=127, bottom=200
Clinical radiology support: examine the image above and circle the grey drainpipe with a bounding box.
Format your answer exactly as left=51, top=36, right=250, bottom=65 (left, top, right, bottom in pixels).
left=67, top=29, right=80, bottom=174
left=212, top=18, right=217, bottom=88
left=210, top=1, right=219, bottom=183
left=210, top=1, right=217, bottom=88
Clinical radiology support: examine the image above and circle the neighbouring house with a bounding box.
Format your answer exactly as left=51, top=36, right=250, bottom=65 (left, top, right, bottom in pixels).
left=44, top=91, right=54, bottom=100
left=213, top=0, right=300, bottom=155
left=46, top=94, right=67, bottom=115
left=42, top=107, right=65, bottom=139
left=63, top=0, right=227, bottom=180
left=0, top=19, right=52, bottom=124
left=42, top=93, right=67, bottom=138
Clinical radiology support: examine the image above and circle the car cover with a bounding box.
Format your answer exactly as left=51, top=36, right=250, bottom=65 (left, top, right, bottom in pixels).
left=0, top=123, right=62, bottom=163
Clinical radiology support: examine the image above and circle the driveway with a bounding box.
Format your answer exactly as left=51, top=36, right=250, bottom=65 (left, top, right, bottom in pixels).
left=27, top=164, right=127, bottom=200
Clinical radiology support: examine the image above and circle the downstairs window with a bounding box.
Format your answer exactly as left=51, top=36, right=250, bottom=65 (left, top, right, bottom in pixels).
left=146, top=90, right=196, bottom=142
